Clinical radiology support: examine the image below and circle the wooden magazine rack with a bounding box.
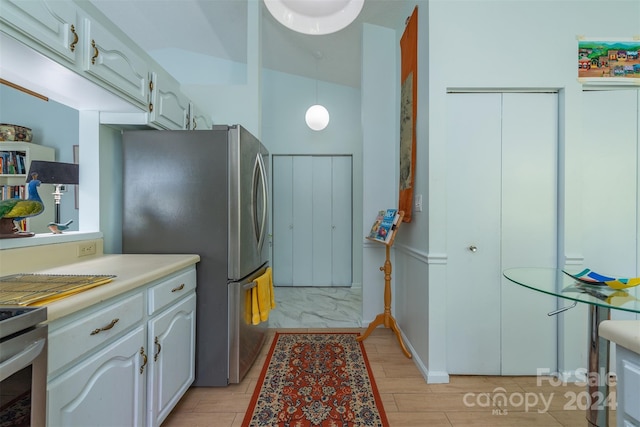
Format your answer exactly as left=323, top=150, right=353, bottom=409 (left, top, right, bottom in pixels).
left=358, top=210, right=412, bottom=358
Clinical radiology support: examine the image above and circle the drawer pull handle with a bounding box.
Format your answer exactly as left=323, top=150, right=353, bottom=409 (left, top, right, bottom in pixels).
left=90, top=318, right=119, bottom=335
left=91, top=39, right=99, bottom=64
left=171, top=283, right=185, bottom=292
left=140, top=347, right=147, bottom=374
left=154, top=336, right=162, bottom=361
left=69, top=24, right=78, bottom=52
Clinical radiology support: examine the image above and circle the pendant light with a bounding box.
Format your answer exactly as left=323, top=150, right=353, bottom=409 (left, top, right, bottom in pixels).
left=306, top=50, right=329, bottom=131
left=264, top=0, right=365, bottom=35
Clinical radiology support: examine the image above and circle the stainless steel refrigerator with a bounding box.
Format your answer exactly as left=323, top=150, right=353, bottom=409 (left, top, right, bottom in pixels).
left=122, top=124, right=269, bottom=386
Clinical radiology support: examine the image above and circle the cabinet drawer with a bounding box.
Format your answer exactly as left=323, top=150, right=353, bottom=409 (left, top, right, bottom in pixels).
left=148, top=268, right=196, bottom=315
left=48, top=292, right=144, bottom=375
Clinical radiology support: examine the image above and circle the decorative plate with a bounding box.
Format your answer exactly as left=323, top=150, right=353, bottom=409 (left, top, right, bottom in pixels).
left=563, top=268, right=640, bottom=290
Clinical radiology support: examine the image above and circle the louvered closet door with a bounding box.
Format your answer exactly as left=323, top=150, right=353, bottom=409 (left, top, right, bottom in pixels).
left=446, top=92, right=558, bottom=375
left=272, top=155, right=352, bottom=287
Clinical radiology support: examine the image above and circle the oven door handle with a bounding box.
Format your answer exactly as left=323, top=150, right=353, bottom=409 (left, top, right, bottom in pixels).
left=0, top=338, right=46, bottom=382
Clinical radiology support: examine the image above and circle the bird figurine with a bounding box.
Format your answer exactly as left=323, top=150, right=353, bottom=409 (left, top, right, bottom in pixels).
left=48, top=219, right=73, bottom=234
left=0, top=176, right=44, bottom=238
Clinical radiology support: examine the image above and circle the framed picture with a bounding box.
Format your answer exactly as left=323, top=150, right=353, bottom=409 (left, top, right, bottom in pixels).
left=578, top=37, right=640, bottom=85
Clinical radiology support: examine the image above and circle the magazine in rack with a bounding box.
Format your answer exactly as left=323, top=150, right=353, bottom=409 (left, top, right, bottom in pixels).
left=367, top=208, right=401, bottom=244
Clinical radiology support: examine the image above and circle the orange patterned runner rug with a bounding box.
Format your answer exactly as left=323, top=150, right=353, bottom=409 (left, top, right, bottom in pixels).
left=242, top=332, right=389, bottom=427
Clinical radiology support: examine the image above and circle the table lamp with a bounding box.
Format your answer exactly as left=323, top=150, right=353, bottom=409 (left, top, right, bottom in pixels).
left=27, top=160, right=79, bottom=233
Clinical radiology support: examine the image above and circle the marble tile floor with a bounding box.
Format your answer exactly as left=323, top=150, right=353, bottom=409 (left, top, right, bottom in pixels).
left=267, top=285, right=362, bottom=328
left=163, top=327, right=616, bottom=427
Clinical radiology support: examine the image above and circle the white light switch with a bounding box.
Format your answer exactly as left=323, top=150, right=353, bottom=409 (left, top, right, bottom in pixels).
left=414, top=194, right=423, bottom=212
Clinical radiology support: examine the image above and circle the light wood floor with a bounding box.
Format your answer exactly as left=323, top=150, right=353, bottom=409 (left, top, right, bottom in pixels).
left=162, top=328, right=616, bottom=427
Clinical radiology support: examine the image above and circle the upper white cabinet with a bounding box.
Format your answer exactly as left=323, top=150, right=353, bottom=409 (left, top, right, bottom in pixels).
left=148, top=71, right=190, bottom=130
left=0, top=0, right=80, bottom=66
left=189, top=102, right=213, bottom=130
left=0, top=0, right=213, bottom=129
left=81, top=14, right=149, bottom=109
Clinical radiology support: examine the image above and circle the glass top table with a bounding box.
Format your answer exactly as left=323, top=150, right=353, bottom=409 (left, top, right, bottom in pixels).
left=504, top=267, right=640, bottom=314
left=504, top=267, right=640, bottom=427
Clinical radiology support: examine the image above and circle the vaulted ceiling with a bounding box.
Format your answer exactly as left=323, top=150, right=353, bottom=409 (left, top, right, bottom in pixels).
left=90, top=0, right=410, bottom=88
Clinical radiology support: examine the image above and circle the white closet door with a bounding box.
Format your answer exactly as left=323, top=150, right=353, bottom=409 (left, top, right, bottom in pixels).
left=446, top=92, right=558, bottom=375
left=272, top=156, right=294, bottom=286
left=312, top=156, right=333, bottom=285
left=581, top=90, right=639, bottom=319
left=446, top=93, right=503, bottom=374
left=500, top=93, right=558, bottom=374
left=331, top=156, right=353, bottom=286
left=272, top=155, right=353, bottom=287
left=582, top=90, right=637, bottom=274
left=292, top=157, right=314, bottom=286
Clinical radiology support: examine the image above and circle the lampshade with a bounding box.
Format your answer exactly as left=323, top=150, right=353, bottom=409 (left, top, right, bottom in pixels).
left=264, top=0, right=365, bottom=35
left=26, top=160, right=79, bottom=184
left=305, top=104, right=330, bottom=131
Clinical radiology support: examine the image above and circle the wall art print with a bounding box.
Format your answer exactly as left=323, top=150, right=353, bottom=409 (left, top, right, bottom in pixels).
left=578, top=37, right=640, bottom=84
left=399, top=7, right=418, bottom=223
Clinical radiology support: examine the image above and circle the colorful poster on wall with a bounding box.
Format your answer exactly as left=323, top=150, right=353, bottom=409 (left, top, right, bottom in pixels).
left=399, top=7, right=418, bottom=223
left=578, top=37, right=640, bottom=85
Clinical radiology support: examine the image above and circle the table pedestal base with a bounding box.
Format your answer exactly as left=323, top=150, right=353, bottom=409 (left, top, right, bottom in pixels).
left=587, top=305, right=610, bottom=427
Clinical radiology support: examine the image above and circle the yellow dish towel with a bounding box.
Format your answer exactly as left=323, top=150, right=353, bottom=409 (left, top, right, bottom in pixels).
left=251, top=267, right=275, bottom=325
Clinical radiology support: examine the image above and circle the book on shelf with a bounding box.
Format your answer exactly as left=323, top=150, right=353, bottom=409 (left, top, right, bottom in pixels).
left=368, top=208, right=400, bottom=244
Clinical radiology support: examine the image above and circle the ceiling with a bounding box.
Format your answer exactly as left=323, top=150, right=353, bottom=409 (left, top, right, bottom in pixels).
left=89, top=0, right=410, bottom=88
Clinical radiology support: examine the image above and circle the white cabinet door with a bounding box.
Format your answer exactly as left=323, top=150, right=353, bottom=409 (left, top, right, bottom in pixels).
left=446, top=92, right=558, bottom=375
left=147, top=293, right=196, bottom=427
left=81, top=15, right=149, bottom=108
left=148, top=71, right=189, bottom=130
left=0, top=0, right=79, bottom=66
left=189, top=102, right=213, bottom=130
left=47, top=326, right=146, bottom=427
left=273, top=155, right=352, bottom=287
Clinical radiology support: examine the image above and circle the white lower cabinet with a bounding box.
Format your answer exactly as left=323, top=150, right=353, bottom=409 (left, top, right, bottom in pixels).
left=147, top=293, right=196, bottom=427
left=47, top=326, right=147, bottom=427
left=616, top=346, right=640, bottom=427
left=46, top=267, right=197, bottom=427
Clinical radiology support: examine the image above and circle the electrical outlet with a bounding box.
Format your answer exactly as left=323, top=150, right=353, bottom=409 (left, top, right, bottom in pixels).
left=77, top=242, right=96, bottom=257
left=414, top=194, right=423, bottom=212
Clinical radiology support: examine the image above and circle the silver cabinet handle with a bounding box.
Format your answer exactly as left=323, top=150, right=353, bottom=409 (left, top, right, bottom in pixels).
left=469, top=245, right=477, bottom=252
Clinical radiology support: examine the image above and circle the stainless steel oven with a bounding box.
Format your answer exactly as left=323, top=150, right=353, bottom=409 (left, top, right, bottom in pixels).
left=0, top=306, right=47, bottom=427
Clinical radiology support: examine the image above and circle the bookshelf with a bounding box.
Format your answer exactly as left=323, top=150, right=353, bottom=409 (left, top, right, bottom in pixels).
left=358, top=210, right=412, bottom=358
left=0, top=142, right=55, bottom=234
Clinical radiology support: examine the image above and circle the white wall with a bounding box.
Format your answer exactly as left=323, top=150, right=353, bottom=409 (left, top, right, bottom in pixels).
left=394, top=0, right=640, bottom=381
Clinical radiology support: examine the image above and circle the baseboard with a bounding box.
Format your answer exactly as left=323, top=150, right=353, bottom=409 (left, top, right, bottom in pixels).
left=398, top=327, right=450, bottom=384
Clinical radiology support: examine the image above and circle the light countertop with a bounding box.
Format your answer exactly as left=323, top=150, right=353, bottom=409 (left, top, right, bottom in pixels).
left=20, top=254, right=200, bottom=322
left=599, top=320, right=640, bottom=354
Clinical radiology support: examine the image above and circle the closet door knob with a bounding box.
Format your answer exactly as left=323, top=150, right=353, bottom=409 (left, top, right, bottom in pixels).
left=468, top=245, right=477, bottom=252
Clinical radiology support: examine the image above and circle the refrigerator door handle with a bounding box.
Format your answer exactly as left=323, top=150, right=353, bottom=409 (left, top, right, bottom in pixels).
left=242, top=281, right=257, bottom=291
left=252, top=153, right=268, bottom=252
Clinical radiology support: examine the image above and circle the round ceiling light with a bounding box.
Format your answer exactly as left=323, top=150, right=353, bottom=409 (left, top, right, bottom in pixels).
left=264, top=0, right=365, bottom=35
left=305, top=104, right=330, bottom=131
